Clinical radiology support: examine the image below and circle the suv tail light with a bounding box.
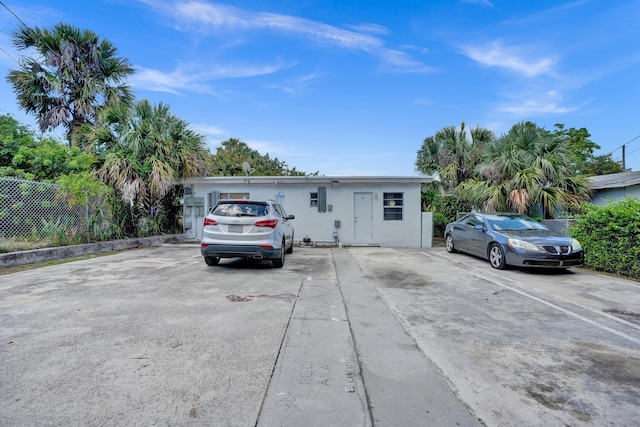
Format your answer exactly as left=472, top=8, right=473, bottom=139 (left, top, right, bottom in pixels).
left=254, top=219, right=278, bottom=228
left=204, top=217, right=218, bottom=226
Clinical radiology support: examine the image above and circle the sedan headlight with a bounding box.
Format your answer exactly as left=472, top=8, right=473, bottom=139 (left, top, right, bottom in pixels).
left=571, top=238, right=583, bottom=252
left=508, top=238, right=542, bottom=252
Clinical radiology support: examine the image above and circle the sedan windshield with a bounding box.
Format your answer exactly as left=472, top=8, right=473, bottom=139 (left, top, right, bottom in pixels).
left=487, top=215, right=549, bottom=231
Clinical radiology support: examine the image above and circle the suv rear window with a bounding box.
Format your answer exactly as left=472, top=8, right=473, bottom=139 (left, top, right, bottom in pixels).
left=212, top=202, right=268, bottom=217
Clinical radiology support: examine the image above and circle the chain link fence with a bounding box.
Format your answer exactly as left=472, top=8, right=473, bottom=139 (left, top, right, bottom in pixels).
left=455, top=211, right=574, bottom=235
left=0, top=178, right=114, bottom=249
left=541, top=219, right=574, bottom=235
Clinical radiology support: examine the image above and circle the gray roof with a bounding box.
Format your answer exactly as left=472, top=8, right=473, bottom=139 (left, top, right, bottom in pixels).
left=588, top=171, right=640, bottom=190
left=182, top=175, right=435, bottom=185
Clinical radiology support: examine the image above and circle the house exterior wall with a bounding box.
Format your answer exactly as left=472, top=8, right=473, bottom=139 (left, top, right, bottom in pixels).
left=182, top=177, right=432, bottom=248
left=591, top=186, right=640, bottom=206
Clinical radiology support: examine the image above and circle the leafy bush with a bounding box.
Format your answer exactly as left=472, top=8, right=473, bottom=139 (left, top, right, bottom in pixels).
left=433, top=212, right=448, bottom=239
left=571, top=198, right=640, bottom=279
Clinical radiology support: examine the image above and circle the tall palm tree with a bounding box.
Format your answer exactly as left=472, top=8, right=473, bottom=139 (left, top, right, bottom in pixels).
left=415, top=122, right=494, bottom=194
left=459, top=122, right=591, bottom=216
left=6, top=23, right=134, bottom=145
left=81, top=100, right=211, bottom=233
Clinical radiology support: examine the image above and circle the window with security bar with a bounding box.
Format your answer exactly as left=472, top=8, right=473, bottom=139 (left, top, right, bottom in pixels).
left=383, top=192, right=403, bottom=221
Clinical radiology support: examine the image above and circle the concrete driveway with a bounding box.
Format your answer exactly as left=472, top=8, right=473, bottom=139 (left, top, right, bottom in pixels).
left=1, top=245, right=639, bottom=426
left=351, top=247, right=640, bottom=426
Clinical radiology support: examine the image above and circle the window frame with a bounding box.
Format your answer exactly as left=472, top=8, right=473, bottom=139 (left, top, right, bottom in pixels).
left=383, top=192, right=404, bottom=221
left=310, top=192, right=318, bottom=207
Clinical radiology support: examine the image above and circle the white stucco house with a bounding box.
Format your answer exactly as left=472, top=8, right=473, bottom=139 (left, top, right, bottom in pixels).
left=180, top=176, right=435, bottom=248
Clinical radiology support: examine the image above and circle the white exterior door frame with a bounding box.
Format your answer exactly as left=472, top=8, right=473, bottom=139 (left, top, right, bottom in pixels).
left=354, top=192, right=373, bottom=242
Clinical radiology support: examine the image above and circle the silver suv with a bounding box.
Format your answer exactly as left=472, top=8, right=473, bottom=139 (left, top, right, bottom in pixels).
left=200, top=199, right=295, bottom=268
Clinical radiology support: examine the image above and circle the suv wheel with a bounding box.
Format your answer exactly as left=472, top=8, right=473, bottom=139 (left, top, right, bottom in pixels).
left=272, top=241, right=285, bottom=268
left=204, top=256, right=219, bottom=266
left=285, top=233, right=294, bottom=254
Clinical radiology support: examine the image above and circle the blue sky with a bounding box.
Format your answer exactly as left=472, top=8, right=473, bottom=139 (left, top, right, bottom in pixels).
left=1, top=0, right=639, bottom=176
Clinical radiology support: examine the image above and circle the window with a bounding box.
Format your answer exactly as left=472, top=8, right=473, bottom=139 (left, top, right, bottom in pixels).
left=460, top=214, right=482, bottom=227
left=212, top=201, right=267, bottom=217
left=311, top=187, right=327, bottom=212
left=220, top=192, right=250, bottom=199
left=273, top=203, right=287, bottom=218
left=383, top=192, right=403, bottom=221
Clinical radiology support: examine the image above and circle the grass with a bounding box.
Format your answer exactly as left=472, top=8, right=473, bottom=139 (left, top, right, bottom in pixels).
left=0, top=251, right=122, bottom=276
left=0, top=237, right=60, bottom=253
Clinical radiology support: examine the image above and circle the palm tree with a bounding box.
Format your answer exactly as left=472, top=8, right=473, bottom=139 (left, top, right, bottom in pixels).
left=415, top=121, right=494, bottom=194
left=459, top=122, right=591, bottom=217
left=6, top=23, right=134, bottom=145
left=81, top=100, right=211, bottom=234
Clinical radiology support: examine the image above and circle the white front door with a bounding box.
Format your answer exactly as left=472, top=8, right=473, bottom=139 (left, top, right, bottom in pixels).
left=354, top=193, right=373, bottom=242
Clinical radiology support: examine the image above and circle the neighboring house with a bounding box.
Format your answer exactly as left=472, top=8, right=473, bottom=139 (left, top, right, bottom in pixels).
left=180, top=176, right=434, bottom=248
left=588, top=171, right=640, bottom=206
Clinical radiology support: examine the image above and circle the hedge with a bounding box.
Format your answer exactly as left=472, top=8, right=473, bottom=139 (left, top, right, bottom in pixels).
left=571, top=198, right=640, bottom=280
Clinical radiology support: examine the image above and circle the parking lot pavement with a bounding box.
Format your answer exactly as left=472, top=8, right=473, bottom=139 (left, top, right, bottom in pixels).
left=259, top=251, right=481, bottom=427
left=350, top=246, right=640, bottom=427
left=257, top=278, right=371, bottom=426
left=0, top=246, right=322, bottom=426
left=0, top=245, right=481, bottom=426
left=3, top=244, right=639, bottom=426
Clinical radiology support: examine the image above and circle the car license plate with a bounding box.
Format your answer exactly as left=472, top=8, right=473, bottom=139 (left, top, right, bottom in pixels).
left=228, top=224, right=243, bottom=233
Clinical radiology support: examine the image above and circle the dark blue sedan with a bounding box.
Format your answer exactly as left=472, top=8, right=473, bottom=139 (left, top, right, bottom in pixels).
left=444, top=212, right=584, bottom=270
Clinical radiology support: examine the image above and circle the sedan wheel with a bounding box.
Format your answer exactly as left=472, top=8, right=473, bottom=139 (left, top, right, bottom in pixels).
left=445, top=234, right=456, bottom=253
left=488, top=244, right=506, bottom=270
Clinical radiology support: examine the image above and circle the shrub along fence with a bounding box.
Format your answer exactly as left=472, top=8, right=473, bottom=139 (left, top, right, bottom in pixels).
left=0, top=178, right=117, bottom=250
left=570, top=197, right=640, bottom=280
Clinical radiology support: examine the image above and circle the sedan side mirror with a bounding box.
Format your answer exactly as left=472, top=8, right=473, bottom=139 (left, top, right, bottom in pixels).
left=286, top=214, right=295, bottom=220
left=473, top=224, right=485, bottom=231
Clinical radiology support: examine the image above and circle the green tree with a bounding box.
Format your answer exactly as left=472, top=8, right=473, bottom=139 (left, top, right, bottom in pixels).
left=209, top=138, right=311, bottom=176
left=458, top=122, right=591, bottom=217
left=1, top=114, right=95, bottom=181
left=6, top=23, right=134, bottom=145
left=581, top=154, right=624, bottom=175
left=552, top=124, right=623, bottom=175
left=11, top=138, right=96, bottom=181
left=81, top=100, right=210, bottom=235
left=1, top=115, right=36, bottom=167
left=415, top=121, right=494, bottom=194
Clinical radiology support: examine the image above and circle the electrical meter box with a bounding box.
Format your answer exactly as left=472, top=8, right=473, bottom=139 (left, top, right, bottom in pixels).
left=184, top=196, right=205, bottom=216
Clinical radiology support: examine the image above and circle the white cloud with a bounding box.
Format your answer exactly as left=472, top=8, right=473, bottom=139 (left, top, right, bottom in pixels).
left=496, top=91, right=583, bottom=116
left=141, top=0, right=433, bottom=73
left=0, top=4, right=62, bottom=27
left=129, top=60, right=292, bottom=94
left=460, top=0, right=494, bottom=6
left=498, top=100, right=576, bottom=115
left=192, top=123, right=227, bottom=137
left=379, top=49, right=437, bottom=73
left=346, top=23, right=390, bottom=35
left=461, top=40, right=557, bottom=77
left=265, top=72, right=323, bottom=95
